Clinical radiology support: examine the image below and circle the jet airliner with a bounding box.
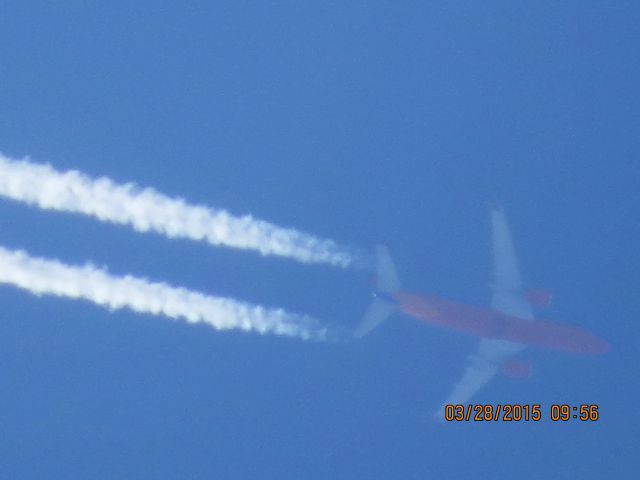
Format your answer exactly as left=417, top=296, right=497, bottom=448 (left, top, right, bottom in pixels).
left=355, top=206, right=608, bottom=418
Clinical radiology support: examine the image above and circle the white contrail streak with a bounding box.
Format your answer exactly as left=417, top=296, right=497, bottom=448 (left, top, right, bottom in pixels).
left=0, top=245, right=326, bottom=340
left=0, top=153, right=356, bottom=268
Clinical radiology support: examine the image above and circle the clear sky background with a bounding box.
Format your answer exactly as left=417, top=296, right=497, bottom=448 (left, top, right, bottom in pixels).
left=1, top=1, right=638, bottom=478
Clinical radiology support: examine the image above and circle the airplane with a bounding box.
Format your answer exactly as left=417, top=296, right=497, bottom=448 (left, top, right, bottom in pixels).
left=354, top=206, right=609, bottom=418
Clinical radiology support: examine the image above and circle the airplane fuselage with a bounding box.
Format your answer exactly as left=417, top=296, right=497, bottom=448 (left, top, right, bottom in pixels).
left=393, top=292, right=609, bottom=355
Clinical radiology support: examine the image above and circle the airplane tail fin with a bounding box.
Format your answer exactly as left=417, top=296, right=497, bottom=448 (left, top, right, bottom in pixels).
left=354, top=245, right=400, bottom=338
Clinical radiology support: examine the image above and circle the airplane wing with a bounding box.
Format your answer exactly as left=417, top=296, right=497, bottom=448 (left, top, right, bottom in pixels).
left=490, top=205, right=523, bottom=293
left=489, top=206, right=534, bottom=320
left=435, top=343, right=501, bottom=418
left=436, top=207, right=531, bottom=418
left=435, top=338, right=525, bottom=418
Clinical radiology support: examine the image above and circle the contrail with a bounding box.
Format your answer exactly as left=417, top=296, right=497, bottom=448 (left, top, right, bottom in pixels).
left=0, top=153, right=357, bottom=268
left=0, top=245, right=327, bottom=340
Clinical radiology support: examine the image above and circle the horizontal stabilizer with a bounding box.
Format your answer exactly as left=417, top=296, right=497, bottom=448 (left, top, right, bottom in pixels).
left=354, top=245, right=400, bottom=338
left=375, top=244, right=400, bottom=293
left=354, top=297, right=395, bottom=338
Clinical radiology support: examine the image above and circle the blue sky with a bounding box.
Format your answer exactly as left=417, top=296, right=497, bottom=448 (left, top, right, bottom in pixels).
left=1, top=2, right=638, bottom=478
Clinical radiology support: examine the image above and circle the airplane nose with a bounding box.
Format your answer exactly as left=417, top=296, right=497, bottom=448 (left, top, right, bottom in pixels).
left=596, top=339, right=610, bottom=354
